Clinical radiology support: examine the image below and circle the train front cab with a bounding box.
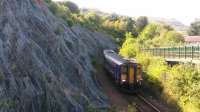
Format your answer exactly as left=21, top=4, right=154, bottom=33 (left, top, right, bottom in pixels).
left=118, top=62, right=142, bottom=92
left=128, top=63, right=142, bottom=90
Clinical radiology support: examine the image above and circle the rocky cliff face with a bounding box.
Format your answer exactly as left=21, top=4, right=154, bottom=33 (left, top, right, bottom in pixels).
left=0, top=0, right=116, bottom=112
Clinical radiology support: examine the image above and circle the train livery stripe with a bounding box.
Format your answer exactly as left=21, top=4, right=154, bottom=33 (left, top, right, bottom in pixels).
left=134, top=64, right=137, bottom=84
left=129, top=64, right=134, bottom=84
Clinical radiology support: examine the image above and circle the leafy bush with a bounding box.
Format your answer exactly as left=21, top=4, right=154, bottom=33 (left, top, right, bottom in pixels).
left=164, top=64, right=200, bottom=112
left=119, top=39, right=137, bottom=58
left=119, top=32, right=139, bottom=58
left=146, top=57, right=168, bottom=82
left=139, top=23, right=159, bottom=40
left=119, top=21, right=200, bottom=112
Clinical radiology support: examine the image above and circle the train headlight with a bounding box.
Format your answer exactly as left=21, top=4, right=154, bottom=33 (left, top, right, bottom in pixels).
left=122, top=80, right=126, bottom=82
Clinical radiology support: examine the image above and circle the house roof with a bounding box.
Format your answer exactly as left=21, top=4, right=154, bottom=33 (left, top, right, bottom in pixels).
left=184, top=36, right=200, bottom=42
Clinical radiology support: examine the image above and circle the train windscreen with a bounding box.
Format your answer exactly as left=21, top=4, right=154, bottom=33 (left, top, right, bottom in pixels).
left=121, top=65, right=128, bottom=83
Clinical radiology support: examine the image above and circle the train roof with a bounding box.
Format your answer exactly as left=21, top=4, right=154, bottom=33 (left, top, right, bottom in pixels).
left=124, top=58, right=137, bottom=63
left=104, top=50, right=128, bottom=65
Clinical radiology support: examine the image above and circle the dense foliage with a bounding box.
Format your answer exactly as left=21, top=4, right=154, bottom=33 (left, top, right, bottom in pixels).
left=136, top=16, right=148, bottom=33
left=188, top=20, right=200, bottom=36
left=62, top=1, right=80, bottom=14
left=120, top=23, right=184, bottom=55
left=120, top=23, right=200, bottom=112
left=45, top=0, right=149, bottom=46
left=165, top=64, right=200, bottom=112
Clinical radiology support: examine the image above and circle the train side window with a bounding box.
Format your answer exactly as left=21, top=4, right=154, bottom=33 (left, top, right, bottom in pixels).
left=121, top=65, right=127, bottom=73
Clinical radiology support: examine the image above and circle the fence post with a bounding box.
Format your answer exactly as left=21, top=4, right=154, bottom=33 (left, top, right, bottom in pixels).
left=179, top=46, right=180, bottom=58
left=192, top=46, right=194, bottom=59
left=152, top=49, right=154, bottom=56
left=185, top=46, right=186, bottom=59
left=168, top=48, right=169, bottom=58
left=164, top=48, right=165, bottom=58
left=155, top=48, right=157, bottom=56
left=159, top=48, right=161, bottom=57
left=198, top=45, right=200, bottom=59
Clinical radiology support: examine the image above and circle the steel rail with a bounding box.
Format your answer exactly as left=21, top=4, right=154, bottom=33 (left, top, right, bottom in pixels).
left=136, top=93, right=161, bottom=112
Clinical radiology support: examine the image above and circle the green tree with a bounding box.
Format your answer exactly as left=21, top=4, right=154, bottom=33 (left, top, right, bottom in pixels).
left=49, top=2, right=71, bottom=17
left=63, top=1, right=80, bottom=14
left=165, top=31, right=184, bottom=43
left=188, top=21, right=200, bottom=36
left=166, top=64, right=200, bottom=112
left=126, top=17, right=136, bottom=33
left=119, top=33, right=138, bottom=58
left=84, top=12, right=102, bottom=30
left=139, top=23, right=159, bottom=40
left=136, top=16, right=148, bottom=33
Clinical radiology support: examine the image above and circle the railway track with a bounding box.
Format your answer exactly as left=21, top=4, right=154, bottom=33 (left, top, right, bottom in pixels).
left=136, top=93, right=161, bottom=112
left=125, top=93, right=162, bottom=112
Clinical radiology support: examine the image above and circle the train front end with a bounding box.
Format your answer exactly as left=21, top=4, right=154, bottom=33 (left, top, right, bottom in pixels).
left=103, top=50, right=142, bottom=93
left=120, top=62, right=143, bottom=92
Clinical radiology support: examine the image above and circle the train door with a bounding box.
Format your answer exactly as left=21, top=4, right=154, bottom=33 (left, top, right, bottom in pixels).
left=137, top=64, right=143, bottom=85
left=128, top=64, right=134, bottom=84
left=133, top=64, right=137, bottom=85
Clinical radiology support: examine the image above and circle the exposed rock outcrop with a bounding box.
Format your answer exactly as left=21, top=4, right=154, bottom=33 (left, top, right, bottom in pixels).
left=0, top=0, right=116, bottom=112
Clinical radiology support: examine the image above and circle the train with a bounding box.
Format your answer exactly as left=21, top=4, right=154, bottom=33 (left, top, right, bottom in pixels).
left=103, top=50, right=142, bottom=93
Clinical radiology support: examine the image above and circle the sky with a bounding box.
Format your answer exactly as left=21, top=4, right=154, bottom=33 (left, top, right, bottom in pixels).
left=53, top=0, right=200, bottom=25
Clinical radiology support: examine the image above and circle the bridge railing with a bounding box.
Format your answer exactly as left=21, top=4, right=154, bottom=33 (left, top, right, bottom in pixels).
left=143, top=45, right=200, bottom=59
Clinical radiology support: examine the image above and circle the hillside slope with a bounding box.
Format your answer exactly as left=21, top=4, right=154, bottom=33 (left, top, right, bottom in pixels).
left=149, top=17, right=188, bottom=32
left=0, top=0, right=116, bottom=112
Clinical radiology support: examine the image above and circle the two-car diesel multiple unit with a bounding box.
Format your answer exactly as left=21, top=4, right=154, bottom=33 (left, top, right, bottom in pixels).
left=103, top=50, right=142, bottom=92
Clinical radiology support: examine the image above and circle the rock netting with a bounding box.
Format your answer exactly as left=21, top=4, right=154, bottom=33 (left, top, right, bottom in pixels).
left=0, top=0, right=117, bottom=112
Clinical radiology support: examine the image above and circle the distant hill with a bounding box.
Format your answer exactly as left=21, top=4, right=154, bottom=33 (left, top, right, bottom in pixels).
left=81, top=8, right=131, bottom=19
left=81, top=8, right=188, bottom=33
left=148, top=17, right=189, bottom=32
left=81, top=8, right=110, bottom=16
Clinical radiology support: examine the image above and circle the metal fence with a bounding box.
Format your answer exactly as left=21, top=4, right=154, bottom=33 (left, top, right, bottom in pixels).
left=143, top=46, right=200, bottom=59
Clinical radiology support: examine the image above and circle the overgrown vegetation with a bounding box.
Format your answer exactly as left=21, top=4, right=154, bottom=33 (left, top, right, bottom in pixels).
left=188, top=20, right=200, bottom=36
left=164, top=64, right=200, bottom=112
left=45, top=0, right=148, bottom=46
left=120, top=23, right=184, bottom=58
left=120, top=22, right=200, bottom=112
